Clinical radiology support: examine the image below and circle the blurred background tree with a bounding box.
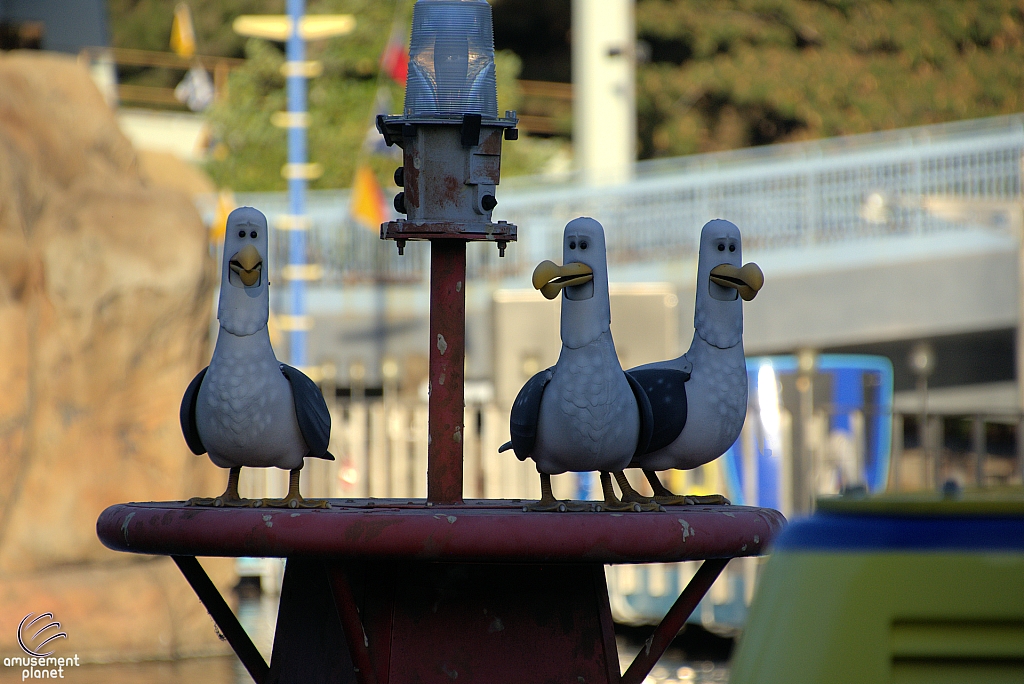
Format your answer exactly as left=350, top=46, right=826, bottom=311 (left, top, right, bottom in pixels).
left=108, top=0, right=1024, bottom=186
left=636, top=0, right=1024, bottom=157
left=200, top=0, right=412, bottom=191
left=109, top=0, right=280, bottom=58
left=109, top=0, right=567, bottom=191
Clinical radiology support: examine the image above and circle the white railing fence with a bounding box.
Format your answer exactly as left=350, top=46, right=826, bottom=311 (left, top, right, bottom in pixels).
left=238, top=398, right=595, bottom=502
left=200, top=115, right=1024, bottom=287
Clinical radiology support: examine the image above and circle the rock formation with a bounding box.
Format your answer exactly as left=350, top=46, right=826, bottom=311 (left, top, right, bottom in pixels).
left=0, top=50, right=232, bottom=661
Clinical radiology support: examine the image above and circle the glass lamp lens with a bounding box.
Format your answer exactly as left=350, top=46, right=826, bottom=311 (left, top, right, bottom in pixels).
left=404, top=0, right=498, bottom=118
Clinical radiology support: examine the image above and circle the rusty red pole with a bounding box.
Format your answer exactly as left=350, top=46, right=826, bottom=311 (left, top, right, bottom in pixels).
left=427, top=239, right=466, bottom=504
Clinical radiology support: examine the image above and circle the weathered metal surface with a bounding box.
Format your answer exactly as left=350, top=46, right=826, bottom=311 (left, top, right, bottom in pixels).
left=327, top=565, right=379, bottom=684
left=380, top=219, right=516, bottom=241
left=377, top=115, right=516, bottom=148
left=267, top=558, right=356, bottom=684
left=97, top=501, right=785, bottom=562
left=341, top=561, right=620, bottom=684
left=427, top=240, right=467, bottom=504
left=388, top=125, right=508, bottom=223
left=164, top=530, right=751, bottom=683
left=172, top=556, right=269, bottom=684
left=620, top=558, right=730, bottom=684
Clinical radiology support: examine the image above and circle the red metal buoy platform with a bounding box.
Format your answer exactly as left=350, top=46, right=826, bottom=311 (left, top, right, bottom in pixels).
left=97, top=499, right=783, bottom=684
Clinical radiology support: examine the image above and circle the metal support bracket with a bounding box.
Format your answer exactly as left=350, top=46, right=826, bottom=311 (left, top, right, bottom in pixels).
left=328, top=564, right=379, bottom=684
left=171, top=555, right=269, bottom=684
left=620, top=558, right=731, bottom=684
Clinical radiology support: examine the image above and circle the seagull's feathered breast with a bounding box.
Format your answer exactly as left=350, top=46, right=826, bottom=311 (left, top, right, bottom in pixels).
left=196, top=329, right=307, bottom=470
left=532, top=331, right=638, bottom=474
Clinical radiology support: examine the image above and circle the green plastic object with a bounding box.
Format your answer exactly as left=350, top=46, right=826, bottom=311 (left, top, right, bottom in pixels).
left=730, top=488, right=1024, bottom=684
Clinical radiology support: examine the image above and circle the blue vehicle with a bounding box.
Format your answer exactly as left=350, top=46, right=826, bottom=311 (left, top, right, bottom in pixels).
left=723, top=354, right=894, bottom=511
left=607, top=354, right=895, bottom=630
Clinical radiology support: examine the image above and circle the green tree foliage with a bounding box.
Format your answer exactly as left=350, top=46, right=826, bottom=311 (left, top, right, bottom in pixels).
left=109, top=0, right=280, bottom=56
left=203, top=0, right=409, bottom=190
left=636, top=0, right=1024, bottom=158
left=110, top=0, right=566, bottom=190
left=108, top=0, right=280, bottom=88
left=203, top=37, right=559, bottom=190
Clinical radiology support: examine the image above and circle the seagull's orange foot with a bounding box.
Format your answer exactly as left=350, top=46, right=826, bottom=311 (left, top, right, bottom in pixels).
left=189, top=467, right=254, bottom=506
left=609, top=472, right=664, bottom=511
left=594, top=498, right=641, bottom=512
left=258, top=495, right=331, bottom=509
left=614, top=491, right=664, bottom=511
left=598, top=472, right=663, bottom=512
left=525, top=497, right=593, bottom=512
left=256, top=467, right=330, bottom=508
left=186, top=495, right=255, bottom=508
left=525, top=473, right=593, bottom=511
left=655, top=493, right=731, bottom=506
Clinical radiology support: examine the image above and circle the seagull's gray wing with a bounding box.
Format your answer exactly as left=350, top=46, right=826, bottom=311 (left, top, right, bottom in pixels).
left=625, top=371, right=653, bottom=460
left=279, top=363, right=334, bottom=461
left=626, top=368, right=689, bottom=454
left=499, top=366, right=554, bottom=461
left=179, top=366, right=208, bottom=455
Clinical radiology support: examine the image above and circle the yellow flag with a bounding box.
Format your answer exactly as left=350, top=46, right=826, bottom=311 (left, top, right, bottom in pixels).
left=350, top=166, right=387, bottom=230
left=171, top=3, right=196, bottom=58
left=209, top=190, right=235, bottom=243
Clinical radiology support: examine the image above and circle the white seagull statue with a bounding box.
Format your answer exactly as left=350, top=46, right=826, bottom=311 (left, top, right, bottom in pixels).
left=500, top=217, right=655, bottom=512
left=180, top=207, right=333, bottom=508
left=617, top=219, right=763, bottom=506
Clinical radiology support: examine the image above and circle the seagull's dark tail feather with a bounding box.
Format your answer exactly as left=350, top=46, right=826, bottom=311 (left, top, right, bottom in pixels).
left=280, top=363, right=332, bottom=459
left=506, top=367, right=555, bottom=463
left=180, top=366, right=209, bottom=455
left=498, top=441, right=512, bottom=453
left=625, top=368, right=690, bottom=455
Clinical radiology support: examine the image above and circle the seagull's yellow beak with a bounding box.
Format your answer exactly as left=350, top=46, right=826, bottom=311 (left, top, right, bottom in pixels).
left=709, top=262, right=764, bottom=301
left=532, top=260, right=594, bottom=300
left=229, top=244, right=263, bottom=287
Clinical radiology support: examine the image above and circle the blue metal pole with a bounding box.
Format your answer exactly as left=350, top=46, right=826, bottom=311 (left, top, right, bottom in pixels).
left=286, top=0, right=307, bottom=368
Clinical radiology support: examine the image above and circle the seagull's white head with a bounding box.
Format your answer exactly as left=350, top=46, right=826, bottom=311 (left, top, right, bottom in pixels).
left=532, top=217, right=610, bottom=349
left=693, top=219, right=763, bottom=349
left=218, top=206, right=270, bottom=336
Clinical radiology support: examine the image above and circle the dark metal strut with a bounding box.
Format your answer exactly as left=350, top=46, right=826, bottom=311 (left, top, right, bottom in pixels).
left=172, top=555, right=269, bottom=684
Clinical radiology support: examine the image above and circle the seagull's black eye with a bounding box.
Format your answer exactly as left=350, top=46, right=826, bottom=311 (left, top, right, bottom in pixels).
left=717, top=244, right=725, bottom=251
left=729, top=244, right=735, bottom=252
left=250, top=231, right=258, bottom=239
left=580, top=240, right=588, bottom=250
left=569, top=240, right=576, bottom=249
left=238, top=230, right=246, bottom=238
